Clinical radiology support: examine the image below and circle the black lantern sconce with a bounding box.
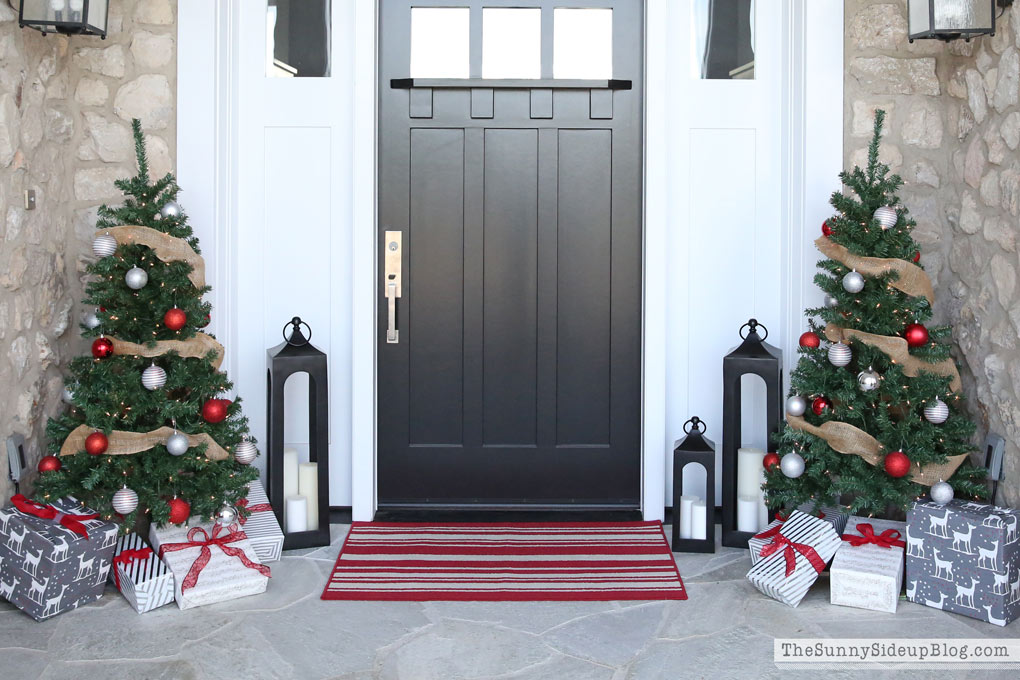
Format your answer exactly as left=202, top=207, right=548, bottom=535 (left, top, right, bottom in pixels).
left=721, top=319, right=783, bottom=549
left=16, top=0, right=109, bottom=38
left=267, top=317, right=330, bottom=550
left=671, top=417, right=716, bottom=554
left=907, top=1, right=1012, bottom=42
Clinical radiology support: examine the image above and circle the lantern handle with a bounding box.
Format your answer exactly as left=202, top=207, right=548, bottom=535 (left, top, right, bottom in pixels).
left=283, top=317, right=312, bottom=346
left=683, top=417, right=707, bottom=435
left=739, top=318, right=768, bottom=341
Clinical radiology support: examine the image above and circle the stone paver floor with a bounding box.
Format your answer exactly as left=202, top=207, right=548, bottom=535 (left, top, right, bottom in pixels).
left=2, top=524, right=1017, bottom=679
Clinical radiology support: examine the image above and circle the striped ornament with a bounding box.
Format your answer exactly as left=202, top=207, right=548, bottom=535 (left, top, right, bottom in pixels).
left=745, top=510, right=843, bottom=607
left=141, top=364, right=167, bottom=391
left=111, top=486, right=138, bottom=514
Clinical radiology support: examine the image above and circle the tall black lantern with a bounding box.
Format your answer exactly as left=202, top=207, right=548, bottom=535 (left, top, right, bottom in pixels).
left=721, top=319, right=783, bottom=548
left=18, top=0, right=109, bottom=38
left=671, top=417, right=716, bottom=554
left=267, top=317, right=330, bottom=550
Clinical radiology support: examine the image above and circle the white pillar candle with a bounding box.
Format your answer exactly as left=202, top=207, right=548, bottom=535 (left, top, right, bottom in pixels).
left=285, top=496, right=308, bottom=533
left=69, top=0, right=84, bottom=12
left=298, top=462, right=319, bottom=531
left=691, top=500, right=707, bottom=540
left=737, top=448, right=765, bottom=498
left=50, top=0, right=67, bottom=11
left=679, top=495, right=697, bottom=539
left=737, top=494, right=760, bottom=532
left=282, top=447, right=299, bottom=526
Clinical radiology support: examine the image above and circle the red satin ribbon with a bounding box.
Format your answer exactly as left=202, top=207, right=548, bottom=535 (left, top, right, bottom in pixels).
left=758, top=532, right=827, bottom=578
left=841, top=523, right=905, bottom=549
left=112, top=547, right=152, bottom=590
left=236, top=498, right=273, bottom=526
left=10, top=494, right=99, bottom=539
left=157, top=524, right=270, bottom=591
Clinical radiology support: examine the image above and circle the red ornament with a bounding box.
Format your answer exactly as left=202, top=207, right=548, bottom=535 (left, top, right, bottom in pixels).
left=84, top=431, right=108, bottom=456
left=37, top=455, right=62, bottom=473
left=763, top=452, right=781, bottom=470
left=799, top=331, right=821, bottom=349
left=202, top=398, right=228, bottom=423
left=904, top=322, right=929, bottom=348
left=821, top=220, right=833, bottom=237
left=168, top=497, right=191, bottom=525
left=912, top=251, right=921, bottom=263
left=163, top=307, right=187, bottom=331
left=91, top=336, right=114, bottom=359
left=811, top=396, right=832, bottom=416
left=884, top=450, right=911, bottom=478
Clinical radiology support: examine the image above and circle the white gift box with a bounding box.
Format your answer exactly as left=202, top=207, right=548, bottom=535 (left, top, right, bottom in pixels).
left=749, top=504, right=849, bottom=566
left=109, top=532, right=175, bottom=614
left=239, top=480, right=284, bottom=563
left=746, top=510, right=843, bottom=608
left=149, top=520, right=270, bottom=610
left=830, top=516, right=906, bottom=614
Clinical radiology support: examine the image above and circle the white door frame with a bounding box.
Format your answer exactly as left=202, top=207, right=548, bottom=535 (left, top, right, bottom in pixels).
left=178, top=0, right=843, bottom=522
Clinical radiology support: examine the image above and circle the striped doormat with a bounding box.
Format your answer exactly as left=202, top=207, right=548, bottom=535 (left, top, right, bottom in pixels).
left=321, top=521, right=687, bottom=601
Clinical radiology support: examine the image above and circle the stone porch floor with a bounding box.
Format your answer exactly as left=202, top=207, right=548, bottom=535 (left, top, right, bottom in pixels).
left=2, top=524, right=1017, bottom=679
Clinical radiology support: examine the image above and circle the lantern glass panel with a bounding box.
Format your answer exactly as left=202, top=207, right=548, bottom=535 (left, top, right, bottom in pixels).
left=87, top=0, right=109, bottom=29
left=935, top=0, right=992, bottom=30
left=908, top=0, right=932, bottom=34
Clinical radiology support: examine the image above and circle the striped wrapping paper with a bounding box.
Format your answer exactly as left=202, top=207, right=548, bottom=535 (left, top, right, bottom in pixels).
left=240, top=480, right=284, bottom=563
left=109, top=532, right=174, bottom=614
left=746, top=510, right=843, bottom=608
left=748, top=503, right=849, bottom=566
left=321, top=522, right=687, bottom=601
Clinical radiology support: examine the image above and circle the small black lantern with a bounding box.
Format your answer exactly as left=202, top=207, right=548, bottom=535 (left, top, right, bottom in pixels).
left=671, top=417, right=716, bottom=554
left=17, top=0, right=109, bottom=38
left=907, top=1, right=1005, bottom=42
left=267, top=317, right=330, bottom=550
left=721, top=319, right=783, bottom=548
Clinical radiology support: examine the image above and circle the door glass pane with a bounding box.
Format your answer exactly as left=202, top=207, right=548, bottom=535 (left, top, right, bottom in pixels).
left=411, top=7, right=470, bottom=78
left=483, top=8, right=541, bottom=79
left=693, top=0, right=755, bottom=79
left=266, top=0, right=331, bottom=77
left=554, top=8, right=613, bottom=79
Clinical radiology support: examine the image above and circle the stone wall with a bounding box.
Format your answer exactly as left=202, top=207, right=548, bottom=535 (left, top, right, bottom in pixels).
left=0, top=0, right=176, bottom=504
left=846, top=0, right=1020, bottom=508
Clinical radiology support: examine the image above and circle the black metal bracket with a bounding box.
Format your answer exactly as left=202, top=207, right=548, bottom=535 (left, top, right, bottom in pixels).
left=390, top=78, right=631, bottom=90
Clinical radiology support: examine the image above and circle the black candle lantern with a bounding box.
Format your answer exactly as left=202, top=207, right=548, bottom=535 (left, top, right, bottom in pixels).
left=671, top=417, right=716, bottom=554
left=721, top=319, right=783, bottom=548
left=267, top=317, right=330, bottom=550
left=907, top=1, right=1001, bottom=42
left=18, top=0, right=109, bottom=38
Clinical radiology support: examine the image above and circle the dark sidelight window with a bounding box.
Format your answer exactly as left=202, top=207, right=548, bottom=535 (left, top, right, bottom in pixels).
left=266, top=0, right=331, bottom=78
left=695, top=0, right=755, bottom=80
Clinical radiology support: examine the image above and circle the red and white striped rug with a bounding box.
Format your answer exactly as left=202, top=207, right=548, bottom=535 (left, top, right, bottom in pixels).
left=321, top=521, right=687, bottom=601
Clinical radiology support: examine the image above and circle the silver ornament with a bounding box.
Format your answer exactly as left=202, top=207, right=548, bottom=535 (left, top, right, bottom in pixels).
left=857, top=366, right=881, bottom=391
left=234, top=439, right=258, bottom=465
left=61, top=385, right=75, bottom=404
left=780, top=452, right=806, bottom=479
left=214, top=502, right=238, bottom=525
left=112, top=486, right=139, bottom=514
left=92, top=233, right=117, bottom=258
left=930, top=481, right=954, bottom=505
left=83, top=308, right=101, bottom=330
left=786, top=395, right=807, bottom=417
left=842, top=270, right=865, bottom=294
left=166, top=432, right=190, bottom=456
left=873, top=205, right=897, bottom=230
left=159, top=201, right=182, bottom=219
left=824, top=294, right=839, bottom=308
left=125, top=266, right=148, bottom=290
left=141, top=363, right=167, bottom=390
left=827, top=342, right=852, bottom=367
left=924, top=398, right=950, bottom=424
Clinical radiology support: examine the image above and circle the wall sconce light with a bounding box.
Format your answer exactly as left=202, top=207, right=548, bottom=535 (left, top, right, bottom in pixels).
left=15, top=0, right=109, bottom=38
left=907, top=0, right=1013, bottom=42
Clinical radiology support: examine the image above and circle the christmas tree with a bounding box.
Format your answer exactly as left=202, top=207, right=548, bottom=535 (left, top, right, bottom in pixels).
left=34, top=121, right=259, bottom=527
left=764, top=110, right=986, bottom=516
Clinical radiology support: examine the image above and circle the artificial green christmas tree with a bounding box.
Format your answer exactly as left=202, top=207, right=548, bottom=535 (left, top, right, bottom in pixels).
left=764, top=110, right=986, bottom=516
left=35, top=121, right=259, bottom=527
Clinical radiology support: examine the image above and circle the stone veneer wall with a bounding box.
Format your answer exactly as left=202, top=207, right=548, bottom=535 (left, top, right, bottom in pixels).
left=0, top=0, right=176, bottom=503
left=846, top=0, right=1020, bottom=508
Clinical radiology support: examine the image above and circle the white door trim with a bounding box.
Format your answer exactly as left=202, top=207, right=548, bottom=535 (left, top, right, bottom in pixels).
left=177, top=0, right=844, bottom=523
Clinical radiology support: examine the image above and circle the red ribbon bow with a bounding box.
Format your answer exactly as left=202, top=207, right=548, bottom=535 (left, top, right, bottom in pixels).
left=841, top=523, right=905, bottom=549
left=10, top=494, right=99, bottom=539
left=236, top=498, right=273, bottom=526
left=157, top=524, right=270, bottom=591
left=756, top=526, right=826, bottom=578
left=112, top=547, right=152, bottom=590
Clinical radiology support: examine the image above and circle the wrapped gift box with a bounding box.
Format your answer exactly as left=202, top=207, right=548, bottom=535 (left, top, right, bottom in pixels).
left=109, top=532, right=174, bottom=613
left=746, top=510, right=843, bottom=608
left=149, top=520, right=270, bottom=610
left=905, top=500, right=1019, bottom=627
left=0, top=495, right=118, bottom=621
left=749, top=503, right=849, bottom=566
left=830, top=516, right=906, bottom=614
left=238, top=480, right=284, bottom=563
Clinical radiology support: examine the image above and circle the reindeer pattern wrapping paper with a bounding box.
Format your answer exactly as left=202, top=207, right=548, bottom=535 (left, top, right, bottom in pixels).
left=905, top=500, right=1019, bottom=627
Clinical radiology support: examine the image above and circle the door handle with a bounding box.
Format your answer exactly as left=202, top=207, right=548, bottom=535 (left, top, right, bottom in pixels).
left=384, top=231, right=402, bottom=344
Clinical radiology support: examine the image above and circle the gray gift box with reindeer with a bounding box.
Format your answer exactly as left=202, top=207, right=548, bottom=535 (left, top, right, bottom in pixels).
left=905, top=500, right=1019, bottom=627
left=0, top=496, right=119, bottom=621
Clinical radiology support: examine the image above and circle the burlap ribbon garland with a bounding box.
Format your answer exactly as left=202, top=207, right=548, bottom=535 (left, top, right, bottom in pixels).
left=786, top=415, right=967, bottom=486
left=59, top=424, right=230, bottom=461
left=815, top=237, right=934, bottom=305
left=97, top=226, right=206, bottom=289
left=823, top=324, right=962, bottom=392
left=107, top=333, right=224, bottom=370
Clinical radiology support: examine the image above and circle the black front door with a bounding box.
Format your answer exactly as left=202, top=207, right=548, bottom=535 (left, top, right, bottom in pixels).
left=378, top=0, right=643, bottom=509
